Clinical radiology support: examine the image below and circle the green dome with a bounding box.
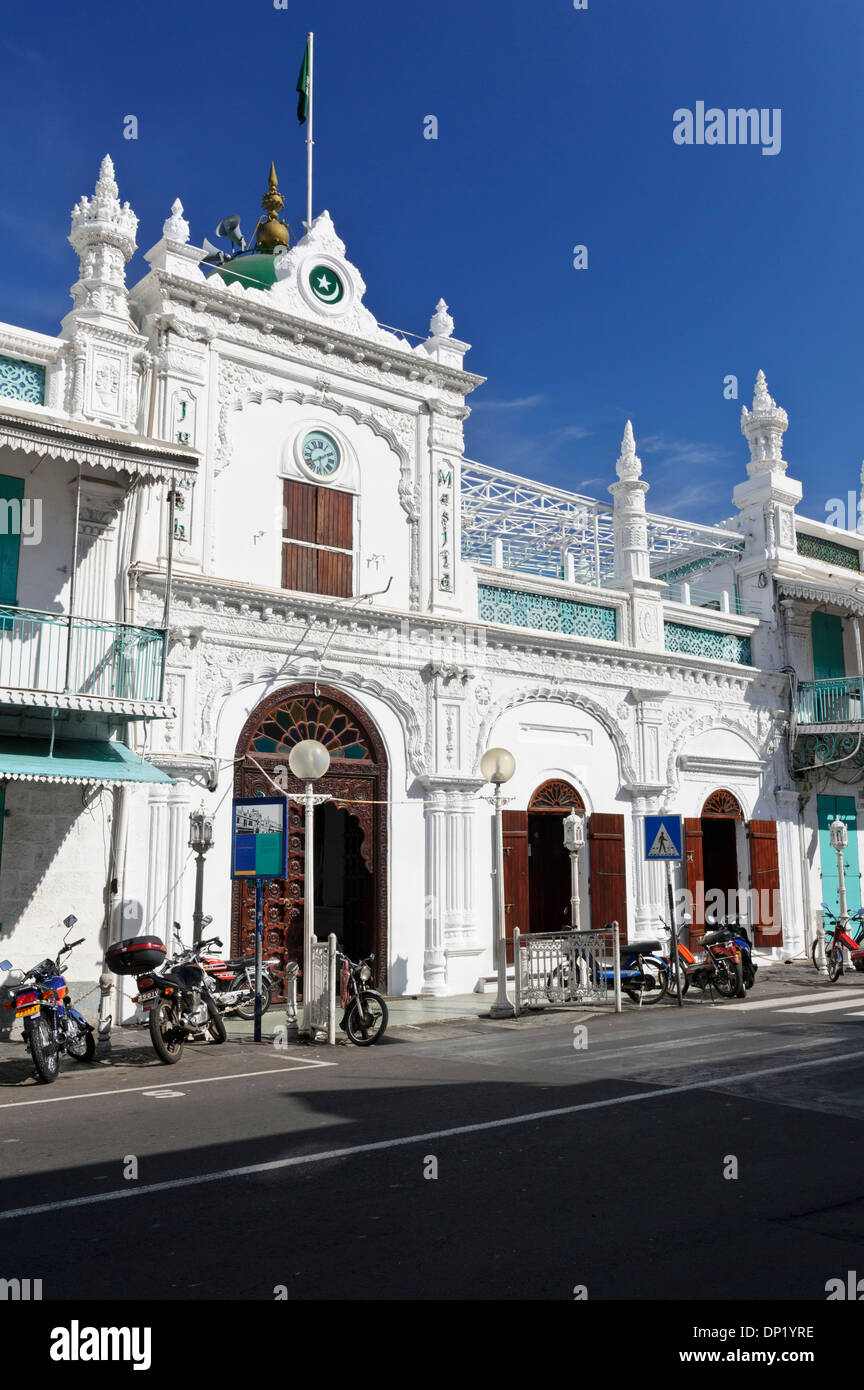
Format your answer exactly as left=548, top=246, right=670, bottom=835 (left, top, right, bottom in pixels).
left=214, top=253, right=278, bottom=291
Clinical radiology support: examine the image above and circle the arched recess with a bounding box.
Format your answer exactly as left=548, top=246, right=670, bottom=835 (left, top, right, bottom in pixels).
left=505, top=778, right=592, bottom=947
left=232, top=683, right=389, bottom=993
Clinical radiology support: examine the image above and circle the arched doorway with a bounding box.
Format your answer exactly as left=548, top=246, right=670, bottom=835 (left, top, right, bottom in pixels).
left=232, top=685, right=388, bottom=995
left=683, top=789, right=744, bottom=942
left=527, top=779, right=586, bottom=935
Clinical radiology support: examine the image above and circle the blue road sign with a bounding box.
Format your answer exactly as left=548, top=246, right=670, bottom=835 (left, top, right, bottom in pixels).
left=644, top=814, right=683, bottom=861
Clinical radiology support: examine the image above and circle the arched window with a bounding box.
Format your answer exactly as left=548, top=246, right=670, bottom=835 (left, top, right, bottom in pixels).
left=528, top=779, right=586, bottom=813
left=701, top=789, right=744, bottom=819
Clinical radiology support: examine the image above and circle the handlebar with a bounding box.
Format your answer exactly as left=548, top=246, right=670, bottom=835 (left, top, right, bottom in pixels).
left=61, top=938, right=85, bottom=952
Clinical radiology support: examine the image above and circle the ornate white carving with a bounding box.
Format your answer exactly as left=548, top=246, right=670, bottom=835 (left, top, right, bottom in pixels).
left=475, top=685, right=639, bottom=787
left=163, top=199, right=190, bottom=244
left=429, top=299, right=454, bottom=339
left=741, top=370, right=788, bottom=475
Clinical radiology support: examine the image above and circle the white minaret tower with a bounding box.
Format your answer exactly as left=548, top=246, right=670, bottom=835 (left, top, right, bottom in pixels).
left=609, top=420, right=650, bottom=584
left=62, top=155, right=138, bottom=336
left=60, top=155, right=145, bottom=428
left=734, top=371, right=801, bottom=566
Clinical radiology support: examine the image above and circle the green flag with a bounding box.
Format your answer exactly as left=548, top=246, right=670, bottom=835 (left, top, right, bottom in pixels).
left=296, top=39, right=310, bottom=124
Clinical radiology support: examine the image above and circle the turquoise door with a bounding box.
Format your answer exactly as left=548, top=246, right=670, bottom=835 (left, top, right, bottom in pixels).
left=811, top=612, right=845, bottom=680
left=0, top=474, right=24, bottom=606
left=818, top=795, right=862, bottom=920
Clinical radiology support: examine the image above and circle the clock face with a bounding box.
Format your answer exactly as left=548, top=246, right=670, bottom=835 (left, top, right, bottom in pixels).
left=309, top=265, right=344, bottom=304
left=301, top=431, right=341, bottom=477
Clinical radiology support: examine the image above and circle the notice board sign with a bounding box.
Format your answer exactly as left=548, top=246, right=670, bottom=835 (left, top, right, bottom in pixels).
left=231, top=797, right=288, bottom=879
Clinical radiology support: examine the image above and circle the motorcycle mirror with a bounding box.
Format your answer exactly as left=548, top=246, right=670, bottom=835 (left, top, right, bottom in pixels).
left=0, top=960, right=10, bottom=972
left=681, top=913, right=692, bottom=926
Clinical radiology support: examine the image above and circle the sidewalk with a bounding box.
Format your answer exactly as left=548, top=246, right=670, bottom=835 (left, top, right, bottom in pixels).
left=223, top=991, right=496, bottom=1041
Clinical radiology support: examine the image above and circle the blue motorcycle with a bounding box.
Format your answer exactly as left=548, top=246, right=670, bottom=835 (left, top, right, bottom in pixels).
left=0, top=915, right=95, bottom=1083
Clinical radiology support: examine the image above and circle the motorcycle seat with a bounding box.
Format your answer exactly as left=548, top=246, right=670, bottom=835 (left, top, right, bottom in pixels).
left=159, top=964, right=203, bottom=990
left=619, top=940, right=663, bottom=957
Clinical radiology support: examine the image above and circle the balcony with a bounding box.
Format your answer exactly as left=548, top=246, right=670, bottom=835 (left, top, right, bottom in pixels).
left=794, top=677, right=864, bottom=726
left=0, top=605, right=167, bottom=714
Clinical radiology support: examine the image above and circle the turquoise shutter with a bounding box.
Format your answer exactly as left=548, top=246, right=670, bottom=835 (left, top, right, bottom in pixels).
left=0, top=475, right=24, bottom=608
left=811, top=611, right=845, bottom=680
left=817, top=795, right=861, bottom=919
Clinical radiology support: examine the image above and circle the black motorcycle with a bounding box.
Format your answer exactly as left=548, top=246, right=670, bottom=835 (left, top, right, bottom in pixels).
left=106, top=933, right=227, bottom=1064
left=171, top=925, right=287, bottom=1021
left=0, top=915, right=95, bottom=1084
left=338, top=951, right=388, bottom=1045
left=690, top=918, right=747, bottom=998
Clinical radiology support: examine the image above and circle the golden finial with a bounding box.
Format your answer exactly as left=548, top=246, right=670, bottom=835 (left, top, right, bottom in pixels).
left=255, top=162, right=290, bottom=252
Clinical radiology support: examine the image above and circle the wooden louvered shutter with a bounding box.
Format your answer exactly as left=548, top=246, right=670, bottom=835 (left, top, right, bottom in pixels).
left=684, top=818, right=704, bottom=944
left=502, top=810, right=529, bottom=962
left=588, top=813, right=628, bottom=943
left=747, top=819, right=783, bottom=948
left=282, top=480, right=353, bottom=597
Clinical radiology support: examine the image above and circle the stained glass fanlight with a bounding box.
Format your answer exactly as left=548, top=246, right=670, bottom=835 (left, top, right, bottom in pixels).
left=248, top=696, right=371, bottom=761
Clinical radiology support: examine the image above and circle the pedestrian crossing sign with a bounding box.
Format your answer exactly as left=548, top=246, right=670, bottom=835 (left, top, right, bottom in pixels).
left=644, top=815, right=682, bottom=861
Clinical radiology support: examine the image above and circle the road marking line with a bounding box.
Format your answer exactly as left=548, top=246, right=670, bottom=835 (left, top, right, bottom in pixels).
left=778, top=999, right=864, bottom=1015
left=0, top=1060, right=335, bottom=1110
left=721, top=989, right=862, bottom=1012
left=2, top=1046, right=862, bottom=1223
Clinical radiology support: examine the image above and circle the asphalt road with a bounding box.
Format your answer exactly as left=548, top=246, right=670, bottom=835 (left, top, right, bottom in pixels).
left=3, top=968, right=864, bottom=1302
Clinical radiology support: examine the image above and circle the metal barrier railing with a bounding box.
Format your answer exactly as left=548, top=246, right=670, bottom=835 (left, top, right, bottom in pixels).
left=307, top=933, right=337, bottom=1043
left=513, top=924, right=622, bottom=1015
left=795, top=676, right=864, bottom=725
left=0, top=605, right=166, bottom=702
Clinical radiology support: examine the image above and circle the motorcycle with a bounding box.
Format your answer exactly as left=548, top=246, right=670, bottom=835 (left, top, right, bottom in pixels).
left=690, top=917, right=746, bottom=998
left=338, top=950, right=388, bottom=1044
left=171, top=924, right=290, bottom=1021
left=0, top=915, right=95, bottom=1084
left=106, top=933, right=227, bottom=1065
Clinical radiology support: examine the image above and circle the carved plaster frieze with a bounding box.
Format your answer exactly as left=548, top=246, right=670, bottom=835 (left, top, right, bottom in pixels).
left=475, top=684, right=639, bottom=787
left=196, top=654, right=426, bottom=776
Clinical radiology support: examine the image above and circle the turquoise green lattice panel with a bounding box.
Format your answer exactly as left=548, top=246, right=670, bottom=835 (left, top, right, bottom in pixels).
left=0, top=356, right=45, bottom=405
left=478, top=584, right=617, bottom=640
left=796, top=532, right=861, bottom=571
left=664, top=621, right=751, bottom=665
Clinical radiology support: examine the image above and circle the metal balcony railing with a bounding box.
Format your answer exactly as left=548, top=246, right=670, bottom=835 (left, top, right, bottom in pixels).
left=795, top=677, right=864, bottom=725
left=0, top=605, right=166, bottom=703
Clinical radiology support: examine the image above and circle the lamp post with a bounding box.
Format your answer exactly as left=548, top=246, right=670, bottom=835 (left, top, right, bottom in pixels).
left=480, top=746, right=516, bottom=1019
left=563, top=809, right=585, bottom=929
left=827, top=816, right=850, bottom=974
left=188, top=804, right=214, bottom=947
left=288, top=739, right=331, bottom=1036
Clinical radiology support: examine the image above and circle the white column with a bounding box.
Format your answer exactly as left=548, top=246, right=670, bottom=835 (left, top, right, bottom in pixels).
left=422, top=791, right=447, bottom=995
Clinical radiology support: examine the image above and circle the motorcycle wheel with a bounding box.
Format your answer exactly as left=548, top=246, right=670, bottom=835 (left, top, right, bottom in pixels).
left=668, top=959, right=690, bottom=998
left=713, top=956, right=744, bottom=998
left=854, top=959, right=864, bottom=973
left=66, top=1024, right=96, bottom=1062
left=28, top=1017, right=60, bottom=1084
left=624, top=960, right=668, bottom=1005
left=149, top=998, right=185, bottom=1064
left=345, top=992, right=389, bottom=1045
left=206, top=996, right=227, bottom=1044
left=236, top=977, right=272, bottom=1022
left=828, top=946, right=844, bottom=982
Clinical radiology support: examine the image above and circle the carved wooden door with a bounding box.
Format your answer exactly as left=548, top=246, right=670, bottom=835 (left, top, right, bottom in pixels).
left=232, top=686, right=388, bottom=994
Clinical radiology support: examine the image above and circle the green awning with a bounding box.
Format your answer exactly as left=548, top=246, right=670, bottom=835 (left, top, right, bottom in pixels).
left=0, top=738, right=174, bottom=786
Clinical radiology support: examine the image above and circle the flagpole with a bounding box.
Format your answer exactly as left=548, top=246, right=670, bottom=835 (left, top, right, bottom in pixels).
left=306, top=31, right=314, bottom=232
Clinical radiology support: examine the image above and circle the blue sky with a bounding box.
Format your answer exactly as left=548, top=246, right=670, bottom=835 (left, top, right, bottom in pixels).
left=2, top=0, right=862, bottom=525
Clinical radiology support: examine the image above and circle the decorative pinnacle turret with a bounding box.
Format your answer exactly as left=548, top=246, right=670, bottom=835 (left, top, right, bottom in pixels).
left=430, top=298, right=454, bottom=339
left=69, top=153, right=138, bottom=259
left=162, top=198, right=190, bottom=244
left=741, top=370, right=788, bottom=474
left=615, top=420, right=643, bottom=480
left=254, top=162, right=290, bottom=252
